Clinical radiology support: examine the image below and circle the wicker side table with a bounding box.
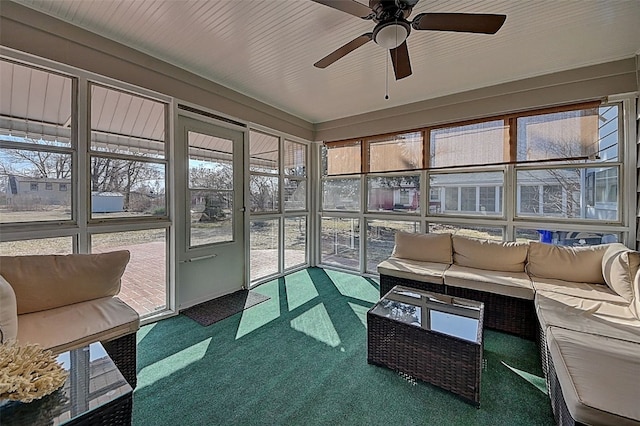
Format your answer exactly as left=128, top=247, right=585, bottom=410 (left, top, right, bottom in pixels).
left=367, top=285, right=484, bottom=407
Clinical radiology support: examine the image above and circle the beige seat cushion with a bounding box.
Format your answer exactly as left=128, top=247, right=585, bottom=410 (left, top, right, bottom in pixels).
left=0, top=274, right=18, bottom=344
left=443, top=264, right=534, bottom=300
left=16, top=296, right=140, bottom=354
left=377, top=257, right=448, bottom=285
left=0, top=251, right=130, bottom=314
left=531, top=277, right=626, bottom=304
left=527, top=242, right=608, bottom=284
left=392, top=231, right=452, bottom=264
left=452, top=235, right=528, bottom=272
left=547, top=326, right=640, bottom=425
left=601, top=243, right=640, bottom=302
left=536, top=291, right=640, bottom=344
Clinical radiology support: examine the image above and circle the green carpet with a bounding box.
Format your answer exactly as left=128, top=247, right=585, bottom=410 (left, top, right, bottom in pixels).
left=134, top=267, right=554, bottom=425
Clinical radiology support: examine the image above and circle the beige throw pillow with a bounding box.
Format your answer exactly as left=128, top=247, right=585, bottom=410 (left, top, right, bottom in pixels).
left=0, top=274, right=18, bottom=344
left=0, top=251, right=130, bottom=315
left=392, top=231, right=452, bottom=264
left=601, top=243, right=640, bottom=302
left=527, top=242, right=608, bottom=284
left=452, top=235, right=529, bottom=272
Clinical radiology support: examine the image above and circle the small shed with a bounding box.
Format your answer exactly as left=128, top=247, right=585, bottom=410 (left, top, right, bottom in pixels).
left=92, top=192, right=124, bottom=213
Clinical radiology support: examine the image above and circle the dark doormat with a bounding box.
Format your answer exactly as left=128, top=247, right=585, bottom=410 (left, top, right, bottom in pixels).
left=181, top=289, right=270, bottom=327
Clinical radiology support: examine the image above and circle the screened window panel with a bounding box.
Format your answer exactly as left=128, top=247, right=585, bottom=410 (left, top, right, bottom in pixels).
left=284, top=178, right=306, bottom=211
left=250, top=219, right=280, bottom=280
left=250, top=130, right=279, bottom=173
left=324, top=142, right=361, bottom=175
left=428, top=223, right=503, bottom=241
left=284, top=140, right=306, bottom=176
left=366, top=220, right=419, bottom=273
left=430, top=172, right=503, bottom=216
left=0, top=236, right=73, bottom=255
left=430, top=120, right=506, bottom=168
left=250, top=175, right=279, bottom=213
left=284, top=217, right=307, bottom=269
left=367, top=175, right=420, bottom=213
left=515, top=228, right=619, bottom=246
left=321, top=217, right=359, bottom=270
left=322, top=178, right=360, bottom=211
left=90, top=84, right=166, bottom=158
left=368, top=132, right=422, bottom=172
left=517, top=107, right=600, bottom=162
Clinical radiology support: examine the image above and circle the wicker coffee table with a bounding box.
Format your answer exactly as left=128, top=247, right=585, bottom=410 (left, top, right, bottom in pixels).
left=0, top=342, right=133, bottom=426
left=367, top=285, right=485, bottom=407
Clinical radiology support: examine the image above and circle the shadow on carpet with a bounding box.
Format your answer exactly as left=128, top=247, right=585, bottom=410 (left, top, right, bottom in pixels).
left=181, top=289, right=270, bottom=326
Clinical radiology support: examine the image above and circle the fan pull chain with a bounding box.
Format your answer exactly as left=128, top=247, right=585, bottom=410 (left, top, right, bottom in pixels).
left=385, top=53, right=389, bottom=100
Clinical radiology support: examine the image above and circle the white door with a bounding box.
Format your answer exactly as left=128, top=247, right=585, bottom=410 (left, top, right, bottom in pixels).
left=176, top=115, right=245, bottom=307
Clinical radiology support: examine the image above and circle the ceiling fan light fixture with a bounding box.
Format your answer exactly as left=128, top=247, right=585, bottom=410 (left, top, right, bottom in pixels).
left=373, top=21, right=410, bottom=49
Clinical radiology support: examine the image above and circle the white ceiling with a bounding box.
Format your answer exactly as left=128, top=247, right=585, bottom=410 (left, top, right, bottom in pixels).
left=13, top=0, right=640, bottom=124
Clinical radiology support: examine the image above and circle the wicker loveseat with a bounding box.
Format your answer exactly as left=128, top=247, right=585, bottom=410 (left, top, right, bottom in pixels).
left=0, top=251, right=140, bottom=388
left=377, top=232, right=640, bottom=426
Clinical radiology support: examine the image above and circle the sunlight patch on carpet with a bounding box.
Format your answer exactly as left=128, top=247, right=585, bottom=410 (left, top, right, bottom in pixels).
left=348, top=302, right=369, bottom=328
left=501, top=361, right=548, bottom=395
left=325, top=269, right=379, bottom=303
left=137, top=338, right=212, bottom=390
left=290, top=303, right=341, bottom=347
left=285, top=269, right=319, bottom=311
left=236, top=280, right=281, bottom=339
left=136, top=322, right=156, bottom=344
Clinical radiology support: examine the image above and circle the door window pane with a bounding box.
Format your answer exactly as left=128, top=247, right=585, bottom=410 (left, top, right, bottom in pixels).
left=284, top=217, right=306, bottom=270
left=188, top=132, right=234, bottom=246
left=321, top=217, right=359, bottom=270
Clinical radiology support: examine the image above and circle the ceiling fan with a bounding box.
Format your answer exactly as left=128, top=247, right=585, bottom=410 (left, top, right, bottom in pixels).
left=312, top=0, right=506, bottom=80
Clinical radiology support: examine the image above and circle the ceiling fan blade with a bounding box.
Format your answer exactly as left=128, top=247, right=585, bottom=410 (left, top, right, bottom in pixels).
left=412, top=13, right=506, bottom=34
left=314, top=33, right=373, bottom=69
left=311, top=0, right=374, bottom=19
left=390, top=41, right=412, bottom=80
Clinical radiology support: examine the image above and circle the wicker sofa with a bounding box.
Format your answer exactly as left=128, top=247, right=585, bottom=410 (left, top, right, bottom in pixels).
left=0, top=251, right=140, bottom=388
left=377, top=232, right=640, bottom=426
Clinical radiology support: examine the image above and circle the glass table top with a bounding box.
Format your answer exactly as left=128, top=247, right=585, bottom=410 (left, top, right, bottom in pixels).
left=370, top=285, right=484, bottom=344
left=0, top=342, right=132, bottom=426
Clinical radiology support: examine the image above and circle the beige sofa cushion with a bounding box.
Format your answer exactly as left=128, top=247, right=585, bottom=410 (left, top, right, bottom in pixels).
left=452, top=235, right=528, bottom=272
left=547, top=326, right=640, bottom=425
left=531, top=277, right=626, bottom=304
left=0, top=274, right=18, bottom=344
left=527, top=242, right=608, bottom=284
left=392, top=231, right=452, bottom=264
left=0, top=251, right=130, bottom=314
left=601, top=243, right=640, bottom=302
left=444, top=264, right=534, bottom=300
left=16, top=296, right=139, bottom=354
left=535, top=291, right=640, bottom=344
left=377, top=257, right=448, bottom=285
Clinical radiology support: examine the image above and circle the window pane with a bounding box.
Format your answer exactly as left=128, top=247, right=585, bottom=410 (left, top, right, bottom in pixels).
left=430, top=120, right=506, bottom=168
left=91, top=229, right=166, bottom=317
left=366, top=220, right=419, bottom=273
left=189, top=189, right=233, bottom=246
left=250, top=175, right=279, bottom=213
left=368, top=132, right=422, bottom=172
left=0, top=236, right=73, bottom=255
left=250, top=219, right=279, bottom=281
left=597, top=105, right=619, bottom=162
left=90, top=85, right=166, bottom=158
left=284, top=179, right=306, bottom=211
left=430, top=172, right=503, bottom=216
left=321, top=217, right=359, bottom=270
left=429, top=223, right=504, bottom=241
left=90, top=156, right=166, bottom=219
left=517, top=107, right=599, bottom=162
left=250, top=130, right=279, bottom=173
left=516, top=167, right=619, bottom=220
left=367, top=175, right=420, bottom=213
left=324, top=142, right=361, bottom=175
left=0, top=60, right=72, bottom=147
left=284, top=217, right=306, bottom=269
left=284, top=140, right=306, bottom=176
left=1, top=148, right=72, bottom=223
left=322, top=178, right=360, bottom=211
left=515, top=228, right=619, bottom=246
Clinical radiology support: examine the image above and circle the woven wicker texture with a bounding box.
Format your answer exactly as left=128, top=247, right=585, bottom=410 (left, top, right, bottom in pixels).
left=103, top=333, right=138, bottom=389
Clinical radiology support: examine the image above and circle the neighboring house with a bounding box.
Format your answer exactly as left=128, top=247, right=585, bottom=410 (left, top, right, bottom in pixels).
left=4, top=175, right=71, bottom=206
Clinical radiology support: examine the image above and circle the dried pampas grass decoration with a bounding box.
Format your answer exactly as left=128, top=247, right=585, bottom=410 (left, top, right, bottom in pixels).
left=0, top=343, right=68, bottom=403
